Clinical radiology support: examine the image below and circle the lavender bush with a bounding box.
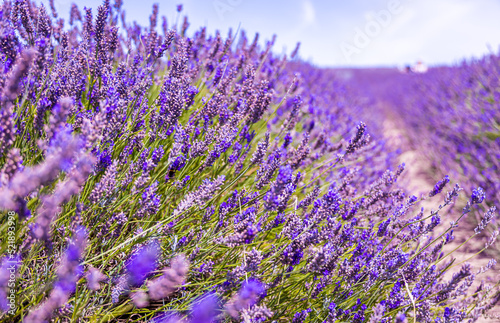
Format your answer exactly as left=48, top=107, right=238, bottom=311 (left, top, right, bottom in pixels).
left=382, top=59, right=500, bottom=209
left=0, top=0, right=498, bottom=322
left=347, top=58, right=500, bottom=255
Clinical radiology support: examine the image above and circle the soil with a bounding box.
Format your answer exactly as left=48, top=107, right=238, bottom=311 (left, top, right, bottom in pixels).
left=381, top=103, right=500, bottom=323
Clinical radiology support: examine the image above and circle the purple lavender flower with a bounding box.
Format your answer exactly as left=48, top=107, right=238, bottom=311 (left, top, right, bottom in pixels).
left=136, top=181, right=161, bottom=218
left=282, top=96, right=302, bottom=131
left=69, top=3, right=82, bottom=25
left=250, top=133, right=270, bottom=165
left=228, top=142, right=243, bottom=164
left=174, top=175, right=225, bottom=215
left=25, top=227, right=87, bottom=323
left=470, top=187, right=485, bottom=204
left=152, top=146, right=165, bottom=163
left=147, top=255, right=189, bottom=300
left=394, top=312, right=407, bottom=323
left=255, top=149, right=281, bottom=189
left=291, top=42, right=301, bottom=59
left=377, top=219, right=391, bottom=237
left=13, top=1, right=33, bottom=42
left=292, top=308, right=312, bottom=322
left=429, top=175, right=450, bottom=197
left=474, top=206, right=496, bottom=234
left=288, top=133, right=311, bottom=169
left=89, top=161, right=117, bottom=204
left=126, top=242, right=159, bottom=287
left=264, top=165, right=297, bottom=211
left=241, top=304, right=273, bottom=322
left=94, top=3, right=109, bottom=46
left=283, top=132, right=293, bottom=148
left=149, top=3, right=159, bottom=30
left=86, top=266, right=106, bottom=291
left=226, top=278, right=265, bottom=318
left=55, top=228, right=87, bottom=294
left=191, top=292, right=219, bottom=323
left=344, top=122, right=369, bottom=156
left=131, top=290, right=149, bottom=308
left=31, top=141, right=94, bottom=241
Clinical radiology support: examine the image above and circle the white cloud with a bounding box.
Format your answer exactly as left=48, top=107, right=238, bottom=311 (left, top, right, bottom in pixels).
left=302, top=0, right=316, bottom=26
left=331, top=0, right=500, bottom=66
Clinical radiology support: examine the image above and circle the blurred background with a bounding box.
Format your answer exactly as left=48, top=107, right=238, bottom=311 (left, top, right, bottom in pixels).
left=41, top=0, right=500, bottom=68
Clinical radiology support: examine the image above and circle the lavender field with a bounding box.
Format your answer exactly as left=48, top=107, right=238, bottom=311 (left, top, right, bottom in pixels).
left=0, top=0, right=499, bottom=322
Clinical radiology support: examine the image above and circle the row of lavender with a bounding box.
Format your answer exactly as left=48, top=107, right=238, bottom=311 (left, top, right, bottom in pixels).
left=402, top=55, right=500, bottom=204
left=385, top=56, right=500, bottom=245
left=0, top=0, right=498, bottom=322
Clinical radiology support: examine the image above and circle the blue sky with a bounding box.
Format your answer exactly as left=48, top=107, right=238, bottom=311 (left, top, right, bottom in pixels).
left=42, top=0, right=500, bottom=67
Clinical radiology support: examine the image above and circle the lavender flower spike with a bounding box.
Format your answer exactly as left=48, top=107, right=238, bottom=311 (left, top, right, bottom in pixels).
left=474, top=206, right=496, bottom=234
left=147, top=254, right=189, bottom=300
left=25, top=227, right=87, bottom=323
left=174, top=176, right=225, bottom=215
left=191, top=292, right=220, bottom=323
left=470, top=187, right=485, bottom=204
left=2, top=48, right=35, bottom=103
left=250, top=133, right=270, bottom=165
left=226, top=278, right=265, bottom=318
left=86, top=266, right=107, bottom=291
left=127, top=242, right=160, bottom=287
left=429, top=175, right=450, bottom=197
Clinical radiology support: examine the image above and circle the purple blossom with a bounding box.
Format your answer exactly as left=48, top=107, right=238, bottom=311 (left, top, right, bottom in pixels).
left=147, top=255, right=189, bottom=300
left=474, top=206, right=496, bottom=234
left=2, top=47, right=35, bottom=102
left=25, top=227, right=87, bottom=323
left=191, top=292, right=219, bottom=323
left=250, top=133, right=270, bottom=165
left=136, top=181, right=161, bottom=218
left=429, top=175, right=450, bottom=197
left=264, top=165, right=298, bottom=211
left=85, top=267, right=106, bottom=291
left=345, top=122, right=369, bottom=156
left=126, top=242, right=159, bottom=287
left=470, top=187, right=485, bottom=204
left=226, top=278, right=266, bottom=318
left=174, top=175, right=225, bottom=215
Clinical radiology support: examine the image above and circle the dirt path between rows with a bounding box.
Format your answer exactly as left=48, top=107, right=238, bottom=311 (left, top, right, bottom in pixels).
left=380, top=102, right=500, bottom=323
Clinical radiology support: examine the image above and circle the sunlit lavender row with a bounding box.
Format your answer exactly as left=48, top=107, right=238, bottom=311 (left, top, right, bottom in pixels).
left=395, top=58, right=499, bottom=214
left=0, top=0, right=498, bottom=322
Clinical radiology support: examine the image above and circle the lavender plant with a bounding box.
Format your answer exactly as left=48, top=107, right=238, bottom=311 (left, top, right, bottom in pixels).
left=349, top=57, right=500, bottom=256
left=0, top=1, right=498, bottom=322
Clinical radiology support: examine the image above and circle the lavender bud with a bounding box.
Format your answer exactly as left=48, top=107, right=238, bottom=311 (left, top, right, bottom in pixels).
left=429, top=175, right=450, bottom=197
left=471, top=187, right=485, bottom=204
left=191, top=292, right=219, bottom=323
left=174, top=176, right=225, bottom=215
left=86, top=267, right=106, bottom=291
left=345, top=122, right=369, bottom=156
left=127, top=242, right=160, bottom=287
left=25, top=227, right=87, bottom=323
left=475, top=206, right=496, bottom=234
left=131, top=290, right=149, bottom=308
left=241, top=304, right=273, bottom=322
left=2, top=48, right=35, bottom=102
left=485, top=231, right=498, bottom=248
left=250, top=133, right=270, bottom=165
left=147, top=255, right=189, bottom=300
left=226, top=278, right=265, bottom=318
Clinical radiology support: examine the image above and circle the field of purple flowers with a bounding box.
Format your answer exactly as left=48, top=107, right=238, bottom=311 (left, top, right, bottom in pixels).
left=0, top=0, right=498, bottom=322
left=393, top=59, right=499, bottom=220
